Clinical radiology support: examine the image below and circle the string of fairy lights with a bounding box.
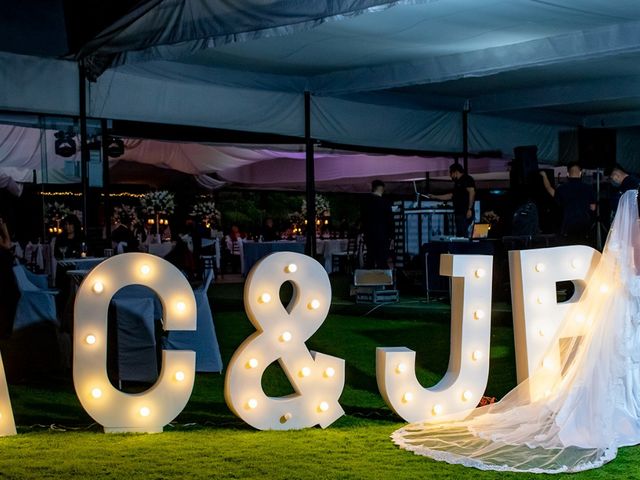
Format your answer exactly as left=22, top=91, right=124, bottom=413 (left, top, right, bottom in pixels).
left=38, top=191, right=146, bottom=198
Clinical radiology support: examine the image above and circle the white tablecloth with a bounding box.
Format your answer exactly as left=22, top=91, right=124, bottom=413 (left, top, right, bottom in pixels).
left=316, top=239, right=349, bottom=273
left=148, top=242, right=175, bottom=258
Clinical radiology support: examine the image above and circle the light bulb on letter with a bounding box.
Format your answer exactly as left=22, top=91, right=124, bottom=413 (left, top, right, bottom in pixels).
left=300, top=367, right=311, bottom=377
left=92, top=282, right=104, bottom=294
left=139, top=264, right=151, bottom=276
left=319, top=401, right=329, bottom=412
left=308, top=299, right=321, bottom=310
left=324, top=367, right=336, bottom=378
left=535, top=263, right=545, bottom=272
left=403, top=392, right=413, bottom=403
left=473, top=309, right=485, bottom=320
left=247, top=399, right=258, bottom=410
left=396, top=363, right=407, bottom=374
left=175, top=371, right=185, bottom=382
left=85, top=334, right=96, bottom=345
left=91, top=388, right=102, bottom=399
left=280, top=331, right=292, bottom=342
left=247, top=358, right=259, bottom=369
left=462, top=390, right=473, bottom=401
left=432, top=404, right=443, bottom=415
left=260, top=293, right=271, bottom=304
left=139, top=406, right=150, bottom=417
left=475, top=268, right=486, bottom=278
left=286, top=263, right=297, bottom=273
left=472, top=350, right=482, bottom=361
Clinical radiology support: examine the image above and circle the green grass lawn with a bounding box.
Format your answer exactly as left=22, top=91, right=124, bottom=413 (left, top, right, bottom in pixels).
left=1, top=280, right=639, bottom=479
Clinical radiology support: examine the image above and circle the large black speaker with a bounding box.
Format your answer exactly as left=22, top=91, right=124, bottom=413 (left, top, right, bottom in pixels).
left=558, top=128, right=616, bottom=170
left=510, top=145, right=539, bottom=188
left=578, top=128, right=616, bottom=170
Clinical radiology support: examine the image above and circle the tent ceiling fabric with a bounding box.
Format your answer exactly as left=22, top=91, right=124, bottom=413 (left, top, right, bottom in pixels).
left=3, top=0, right=640, bottom=167
left=74, top=0, right=640, bottom=135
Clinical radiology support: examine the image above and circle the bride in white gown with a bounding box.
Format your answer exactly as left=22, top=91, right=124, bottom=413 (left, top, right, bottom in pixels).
left=392, top=189, right=640, bottom=473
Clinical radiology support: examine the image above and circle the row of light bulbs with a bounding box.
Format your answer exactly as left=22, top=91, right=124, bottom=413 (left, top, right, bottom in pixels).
left=86, top=368, right=187, bottom=417
left=533, top=258, right=582, bottom=274
left=90, top=263, right=188, bottom=313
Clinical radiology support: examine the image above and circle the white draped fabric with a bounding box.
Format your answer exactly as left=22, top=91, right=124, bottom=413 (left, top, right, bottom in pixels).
left=0, top=123, right=512, bottom=187
left=393, top=189, right=640, bottom=473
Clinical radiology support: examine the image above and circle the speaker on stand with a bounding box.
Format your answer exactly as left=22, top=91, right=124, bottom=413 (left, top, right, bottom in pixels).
left=580, top=128, right=616, bottom=250
left=510, top=145, right=539, bottom=189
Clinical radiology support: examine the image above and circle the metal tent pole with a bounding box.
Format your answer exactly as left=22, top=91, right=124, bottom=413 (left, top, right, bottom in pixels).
left=78, top=61, right=90, bottom=233
left=304, top=91, right=316, bottom=257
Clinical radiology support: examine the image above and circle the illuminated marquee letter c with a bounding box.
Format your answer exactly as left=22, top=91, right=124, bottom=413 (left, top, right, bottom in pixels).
left=73, top=253, right=196, bottom=433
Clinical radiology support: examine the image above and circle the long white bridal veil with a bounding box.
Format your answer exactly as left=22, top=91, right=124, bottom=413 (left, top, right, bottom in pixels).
left=392, top=189, right=640, bottom=473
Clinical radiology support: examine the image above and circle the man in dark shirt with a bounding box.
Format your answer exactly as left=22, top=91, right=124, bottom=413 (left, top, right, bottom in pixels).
left=541, top=162, right=595, bottom=245
left=427, top=163, right=476, bottom=237
left=361, top=179, right=394, bottom=269
left=609, top=164, right=640, bottom=193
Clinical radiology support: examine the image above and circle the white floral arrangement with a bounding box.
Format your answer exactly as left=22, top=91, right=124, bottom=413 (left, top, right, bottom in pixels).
left=111, top=205, right=140, bottom=226
left=301, top=194, right=331, bottom=217
left=288, top=211, right=305, bottom=225
left=190, top=200, right=221, bottom=226
left=140, top=190, right=175, bottom=215
left=44, top=202, right=74, bottom=225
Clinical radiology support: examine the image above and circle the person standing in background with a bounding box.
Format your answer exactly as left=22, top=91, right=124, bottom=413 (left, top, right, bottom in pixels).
left=540, top=162, right=595, bottom=245
left=0, top=216, right=19, bottom=337
left=361, top=180, right=394, bottom=269
left=608, top=164, right=640, bottom=219
left=609, top=164, right=640, bottom=193
left=427, top=163, right=476, bottom=237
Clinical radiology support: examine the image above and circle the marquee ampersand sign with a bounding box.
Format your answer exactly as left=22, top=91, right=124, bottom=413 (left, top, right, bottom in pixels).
left=225, top=252, right=345, bottom=430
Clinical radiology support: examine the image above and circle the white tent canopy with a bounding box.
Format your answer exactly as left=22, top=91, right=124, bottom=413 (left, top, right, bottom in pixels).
left=2, top=1, right=640, bottom=169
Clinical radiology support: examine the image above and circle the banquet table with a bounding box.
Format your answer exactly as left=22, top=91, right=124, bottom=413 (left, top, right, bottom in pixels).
left=148, top=242, right=175, bottom=258
left=242, top=241, right=305, bottom=276
left=57, top=257, right=106, bottom=269
left=316, top=239, right=349, bottom=273
left=65, top=268, right=222, bottom=373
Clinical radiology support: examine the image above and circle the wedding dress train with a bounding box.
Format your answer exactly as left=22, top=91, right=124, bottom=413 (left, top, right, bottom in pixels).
left=392, top=189, right=640, bottom=473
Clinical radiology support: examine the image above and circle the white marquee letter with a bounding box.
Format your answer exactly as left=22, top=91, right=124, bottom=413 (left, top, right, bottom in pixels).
left=73, top=253, right=196, bottom=433
left=377, top=254, right=492, bottom=422
left=509, top=246, right=600, bottom=401
left=225, top=252, right=344, bottom=430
